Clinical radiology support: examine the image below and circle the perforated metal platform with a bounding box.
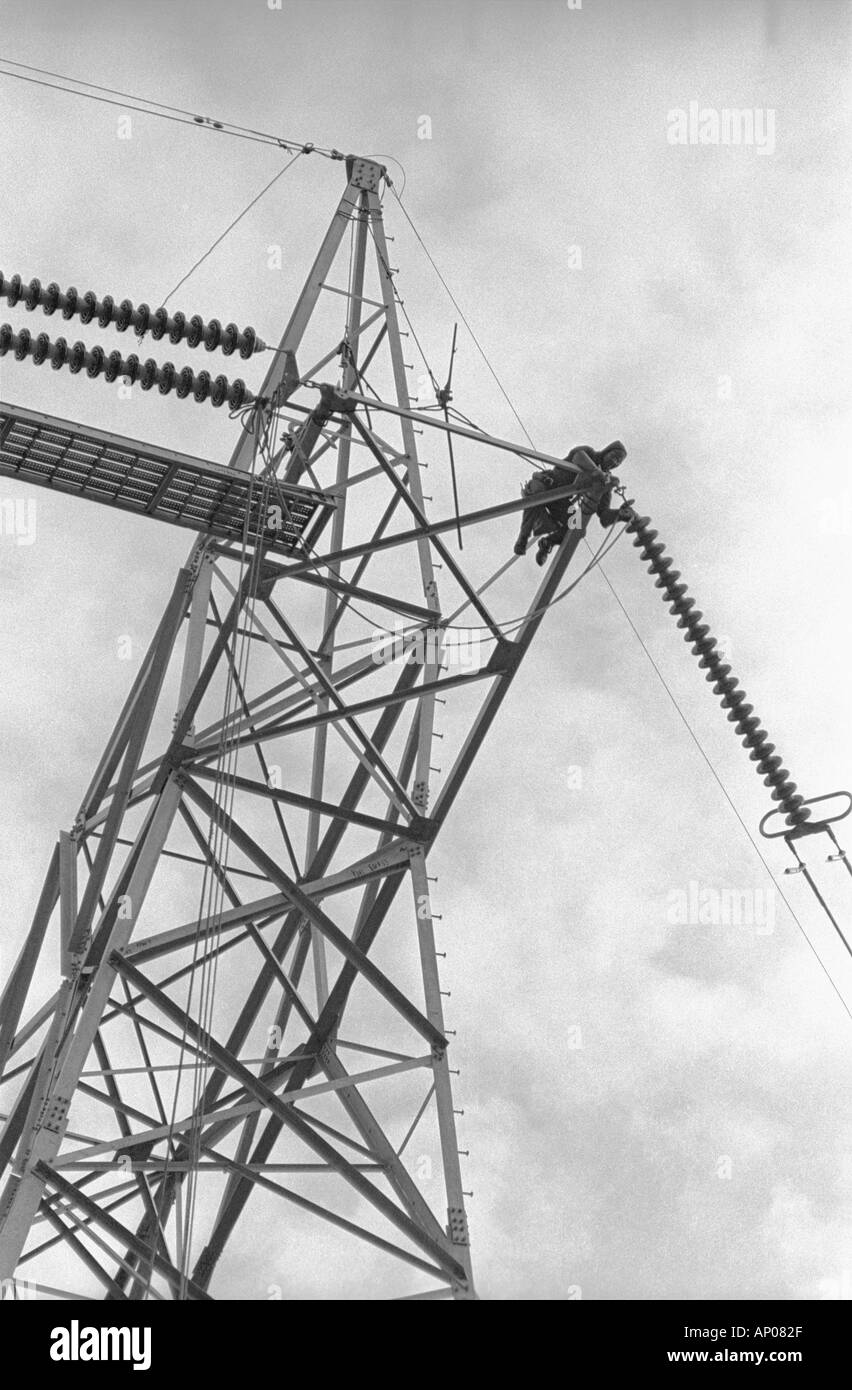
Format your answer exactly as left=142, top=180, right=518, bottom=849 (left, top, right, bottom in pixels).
left=0, top=401, right=334, bottom=555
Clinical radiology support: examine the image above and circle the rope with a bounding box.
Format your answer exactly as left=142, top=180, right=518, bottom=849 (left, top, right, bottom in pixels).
left=177, top=411, right=277, bottom=1293
left=142, top=405, right=273, bottom=1297
left=446, top=404, right=546, bottom=470
left=158, top=152, right=303, bottom=310
left=208, top=588, right=302, bottom=880
left=319, top=517, right=624, bottom=656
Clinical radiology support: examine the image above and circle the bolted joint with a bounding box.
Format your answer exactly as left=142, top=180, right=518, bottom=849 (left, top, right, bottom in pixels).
left=151, top=749, right=190, bottom=797
left=38, top=1093, right=71, bottom=1136
left=446, top=1205, right=470, bottom=1246
left=187, top=549, right=214, bottom=583
left=270, top=350, right=301, bottom=405
left=411, top=778, right=430, bottom=810
left=167, top=743, right=195, bottom=770
left=312, top=382, right=356, bottom=424
left=406, top=814, right=437, bottom=844
left=486, top=638, right=522, bottom=675
left=344, top=156, right=386, bottom=191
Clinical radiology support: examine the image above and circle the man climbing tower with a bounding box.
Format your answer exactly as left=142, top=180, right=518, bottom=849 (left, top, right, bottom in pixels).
left=513, top=440, right=631, bottom=565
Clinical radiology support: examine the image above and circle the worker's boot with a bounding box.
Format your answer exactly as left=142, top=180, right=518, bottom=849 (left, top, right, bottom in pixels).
left=535, top=537, right=552, bottom=566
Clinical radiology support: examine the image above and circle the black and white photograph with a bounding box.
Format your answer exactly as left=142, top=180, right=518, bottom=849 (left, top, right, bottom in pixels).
left=0, top=0, right=850, bottom=1355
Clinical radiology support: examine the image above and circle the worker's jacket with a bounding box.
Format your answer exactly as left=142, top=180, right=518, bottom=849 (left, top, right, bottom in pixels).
left=517, top=455, right=619, bottom=544
left=566, top=445, right=613, bottom=472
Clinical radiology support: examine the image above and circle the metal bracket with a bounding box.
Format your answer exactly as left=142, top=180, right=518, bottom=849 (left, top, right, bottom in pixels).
left=345, top=156, right=386, bottom=191
left=38, top=1094, right=71, bottom=1135
left=270, top=350, right=301, bottom=406
left=486, top=638, right=523, bottom=675
left=406, top=814, right=437, bottom=844
left=313, top=381, right=357, bottom=422
left=447, top=1205, right=470, bottom=1246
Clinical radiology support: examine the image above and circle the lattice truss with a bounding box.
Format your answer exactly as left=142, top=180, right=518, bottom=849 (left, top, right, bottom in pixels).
left=0, top=159, right=607, bottom=1300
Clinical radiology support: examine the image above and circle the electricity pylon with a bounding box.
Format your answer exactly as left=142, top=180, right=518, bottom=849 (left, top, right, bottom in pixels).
left=0, top=156, right=609, bottom=1300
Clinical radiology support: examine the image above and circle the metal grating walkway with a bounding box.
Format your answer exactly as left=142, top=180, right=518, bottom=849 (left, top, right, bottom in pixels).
left=0, top=401, right=334, bottom=555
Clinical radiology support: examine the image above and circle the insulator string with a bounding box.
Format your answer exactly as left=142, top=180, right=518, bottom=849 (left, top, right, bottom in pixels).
left=624, top=508, right=809, bottom=829
left=0, top=325, right=256, bottom=410
left=0, top=272, right=265, bottom=357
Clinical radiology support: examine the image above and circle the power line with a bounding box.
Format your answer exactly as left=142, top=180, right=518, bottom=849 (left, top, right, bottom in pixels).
left=0, top=57, right=345, bottom=160
left=0, top=56, right=213, bottom=119
left=0, top=64, right=284, bottom=152
left=588, top=540, right=852, bottom=1024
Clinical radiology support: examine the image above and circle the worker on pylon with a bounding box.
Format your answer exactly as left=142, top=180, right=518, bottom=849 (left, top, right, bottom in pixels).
left=513, top=440, right=630, bottom=565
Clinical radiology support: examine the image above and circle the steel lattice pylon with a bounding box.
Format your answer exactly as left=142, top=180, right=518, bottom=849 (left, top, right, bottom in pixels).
left=0, top=157, right=609, bottom=1301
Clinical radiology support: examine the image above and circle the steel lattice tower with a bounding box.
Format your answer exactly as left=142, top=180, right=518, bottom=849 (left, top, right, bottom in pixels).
left=0, top=157, right=613, bottom=1300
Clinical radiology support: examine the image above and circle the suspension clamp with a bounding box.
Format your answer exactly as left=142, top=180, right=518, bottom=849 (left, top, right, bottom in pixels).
left=759, top=790, right=852, bottom=841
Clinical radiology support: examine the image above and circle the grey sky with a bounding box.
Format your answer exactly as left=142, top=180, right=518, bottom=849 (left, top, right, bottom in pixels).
left=1, top=0, right=851, bottom=1299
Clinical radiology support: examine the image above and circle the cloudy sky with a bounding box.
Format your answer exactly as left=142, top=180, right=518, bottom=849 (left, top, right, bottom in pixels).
left=1, top=0, right=851, bottom=1300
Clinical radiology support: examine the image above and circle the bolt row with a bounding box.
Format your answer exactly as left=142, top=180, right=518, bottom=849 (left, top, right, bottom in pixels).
left=0, top=326, right=257, bottom=410
left=625, top=511, right=810, bottom=827
left=0, top=273, right=265, bottom=358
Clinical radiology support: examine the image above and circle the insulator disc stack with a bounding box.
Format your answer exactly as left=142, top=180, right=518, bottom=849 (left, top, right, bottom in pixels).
left=0, top=326, right=256, bottom=411
left=0, top=273, right=266, bottom=359
left=625, top=510, right=810, bottom=828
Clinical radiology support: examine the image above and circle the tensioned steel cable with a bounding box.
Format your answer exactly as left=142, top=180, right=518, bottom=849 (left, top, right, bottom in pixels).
left=158, top=152, right=304, bottom=311
left=0, top=58, right=346, bottom=159
left=591, top=550, right=852, bottom=1024
left=385, top=193, right=852, bottom=1017
left=389, top=186, right=536, bottom=448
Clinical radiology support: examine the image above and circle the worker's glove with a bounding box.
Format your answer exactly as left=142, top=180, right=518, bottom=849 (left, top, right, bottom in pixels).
left=616, top=500, right=635, bottom=522
left=513, top=539, right=527, bottom=556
